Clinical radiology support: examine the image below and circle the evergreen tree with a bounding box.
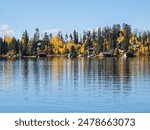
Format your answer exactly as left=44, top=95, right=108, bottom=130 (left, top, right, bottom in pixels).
left=147, top=31, right=150, bottom=50
left=0, top=38, right=3, bottom=55
left=1, top=23, right=150, bottom=57
left=79, top=34, right=82, bottom=43
left=49, top=33, right=53, bottom=40
left=111, top=24, right=121, bottom=49
left=12, top=37, right=19, bottom=54
left=122, top=23, right=131, bottom=51
left=43, top=32, right=49, bottom=51
left=60, top=33, right=64, bottom=41
left=97, top=27, right=103, bottom=52
left=21, top=30, right=29, bottom=56
left=92, top=29, right=97, bottom=41
left=86, top=30, right=92, bottom=48
left=65, top=33, right=68, bottom=42
left=69, top=34, right=73, bottom=41
left=57, top=31, right=61, bottom=37
left=2, top=40, right=8, bottom=54
left=83, top=31, right=86, bottom=43
left=32, top=28, right=39, bottom=54
left=73, top=30, right=78, bottom=43
left=43, top=32, right=49, bottom=46
left=141, top=31, right=147, bottom=46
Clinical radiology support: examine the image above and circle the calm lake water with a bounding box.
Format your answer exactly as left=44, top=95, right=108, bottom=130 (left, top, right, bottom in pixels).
left=0, top=57, right=150, bottom=112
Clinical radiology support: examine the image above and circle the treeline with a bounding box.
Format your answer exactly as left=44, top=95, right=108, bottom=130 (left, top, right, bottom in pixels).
left=0, top=23, right=150, bottom=57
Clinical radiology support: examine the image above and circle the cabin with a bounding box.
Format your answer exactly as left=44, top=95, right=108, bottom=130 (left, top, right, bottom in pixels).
left=36, top=40, right=43, bottom=49
left=36, top=40, right=47, bottom=57
left=37, top=50, right=47, bottom=57
left=87, top=47, right=95, bottom=56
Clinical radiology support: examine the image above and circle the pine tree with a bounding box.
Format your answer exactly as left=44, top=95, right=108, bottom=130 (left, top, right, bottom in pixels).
left=43, top=32, right=49, bottom=51
left=69, top=34, right=73, bottom=41
left=122, top=23, right=131, bottom=51
left=65, top=33, right=68, bottom=42
left=43, top=32, right=49, bottom=46
left=111, top=24, right=121, bottom=49
left=21, top=30, right=29, bottom=56
left=49, top=33, right=53, bottom=40
left=83, top=31, right=86, bottom=43
left=0, top=37, right=3, bottom=55
left=92, top=29, right=96, bottom=41
left=32, top=28, right=39, bottom=55
left=97, top=27, right=103, bottom=52
left=73, top=30, right=78, bottom=43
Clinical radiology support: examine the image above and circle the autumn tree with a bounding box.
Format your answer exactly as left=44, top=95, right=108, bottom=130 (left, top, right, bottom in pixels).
left=1, top=24, right=150, bottom=57
left=4, top=36, right=12, bottom=53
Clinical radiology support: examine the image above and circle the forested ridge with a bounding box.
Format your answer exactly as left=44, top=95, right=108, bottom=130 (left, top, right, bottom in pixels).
left=0, top=23, right=150, bottom=58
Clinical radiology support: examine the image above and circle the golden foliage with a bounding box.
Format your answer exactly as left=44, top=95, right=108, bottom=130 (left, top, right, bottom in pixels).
left=140, top=45, right=145, bottom=54
left=44, top=45, right=48, bottom=52
left=117, top=31, right=124, bottom=43
left=50, top=36, right=63, bottom=47
left=21, top=36, right=28, bottom=45
left=21, top=38, right=24, bottom=44
left=139, top=45, right=149, bottom=55
left=66, top=42, right=77, bottom=52
left=49, top=38, right=82, bottom=54
left=129, top=34, right=141, bottom=45
left=4, top=35, right=12, bottom=44
left=59, top=46, right=67, bottom=54
left=52, top=46, right=59, bottom=54
left=6, top=50, right=16, bottom=57
left=80, top=43, right=86, bottom=54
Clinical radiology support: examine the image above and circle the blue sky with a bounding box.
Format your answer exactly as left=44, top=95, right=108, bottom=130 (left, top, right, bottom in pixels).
left=0, top=0, right=150, bottom=38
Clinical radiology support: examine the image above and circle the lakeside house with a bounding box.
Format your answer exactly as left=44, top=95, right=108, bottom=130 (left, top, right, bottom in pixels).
left=36, top=40, right=47, bottom=57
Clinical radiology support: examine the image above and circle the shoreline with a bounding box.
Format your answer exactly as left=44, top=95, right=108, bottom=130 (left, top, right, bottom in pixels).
left=0, top=53, right=150, bottom=59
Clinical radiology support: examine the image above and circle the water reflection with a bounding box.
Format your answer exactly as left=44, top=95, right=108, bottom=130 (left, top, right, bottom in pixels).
left=0, top=57, right=150, bottom=112
left=0, top=57, right=150, bottom=91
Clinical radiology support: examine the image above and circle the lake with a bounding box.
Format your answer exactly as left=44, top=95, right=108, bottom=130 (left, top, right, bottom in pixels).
left=0, top=57, right=150, bottom=112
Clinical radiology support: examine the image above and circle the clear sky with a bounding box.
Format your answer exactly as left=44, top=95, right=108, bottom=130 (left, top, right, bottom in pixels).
left=0, top=0, right=150, bottom=39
